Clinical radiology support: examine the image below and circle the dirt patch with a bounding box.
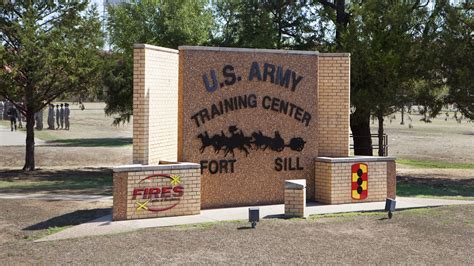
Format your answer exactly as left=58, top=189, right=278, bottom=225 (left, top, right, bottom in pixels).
left=398, top=167, right=474, bottom=179
left=0, top=201, right=472, bottom=264
left=0, top=146, right=131, bottom=168
left=377, top=112, right=474, bottom=164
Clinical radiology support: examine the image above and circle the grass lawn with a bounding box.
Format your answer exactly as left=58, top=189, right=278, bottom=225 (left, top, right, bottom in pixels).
left=397, top=180, right=474, bottom=200
left=0, top=168, right=112, bottom=195
left=397, top=159, right=474, bottom=169
left=396, top=158, right=474, bottom=200
left=0, top=176, right=111, bottom=191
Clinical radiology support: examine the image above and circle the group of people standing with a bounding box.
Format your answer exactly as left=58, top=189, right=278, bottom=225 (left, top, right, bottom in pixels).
left=1, top=100, right=70, bottom=131
left=47, top=103, right=70, bottom=130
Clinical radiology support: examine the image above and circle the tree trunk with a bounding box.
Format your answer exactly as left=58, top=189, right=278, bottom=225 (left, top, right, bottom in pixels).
left=350, top=108, right=373, bottom=155
left=335, top=0, right=348, bottom=50
left=377, top=114, right=384, bottom=156
left=400, top=106, right=405, bottom=125
left=23, top=111, right=35, bottom=171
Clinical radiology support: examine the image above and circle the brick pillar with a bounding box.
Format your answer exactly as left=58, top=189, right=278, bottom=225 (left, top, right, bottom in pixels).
left=387, top=160, right=397, bottom=199
left=317, top=54, right=350, bottom=157
left=132, top=44, right=179, bottom=165
left=284, top=180, right=306, bottom=218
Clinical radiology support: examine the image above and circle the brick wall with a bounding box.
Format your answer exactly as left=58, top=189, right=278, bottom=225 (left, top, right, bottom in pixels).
left=317, top=54, right=350, bottom=157
left=314, top=161, right=332, bottom=202
left=315, top=157, right=396, bottom=204
left=112, top=163, right=201, bottom=220
left=133, top=44, right=179, bottom=165
left=387, top=160, right=397, bottom=199
left=284, top=180, right=306, bottom=218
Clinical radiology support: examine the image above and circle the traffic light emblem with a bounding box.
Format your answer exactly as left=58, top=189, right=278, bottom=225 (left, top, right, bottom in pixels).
left=351, top=163, right=368, bottom=200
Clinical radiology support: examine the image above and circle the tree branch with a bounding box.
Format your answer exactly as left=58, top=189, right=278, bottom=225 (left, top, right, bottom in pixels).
left=318, top=0, right=336, bottom=9
left=3, top=95, right=27, bottom=115
left=412, top=0, right=430, bottom=10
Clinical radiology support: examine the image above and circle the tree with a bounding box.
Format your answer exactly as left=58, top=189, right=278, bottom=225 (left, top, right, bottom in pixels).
left=211, top=0, right=318, bottom=50
left=104, top=0, right=213, bottom=123
left=438, top=2, right=473, bottom=119
left=413, top=80, right=446, bottom=123
left=102, top=52, right=133, bottom=125
left=340, top=0, right=429, bottom=156
left=0, top=1, right=103, bottom=171
left=408, top=1, right=472, bottom=122
left=317, top=0, right=350, bottom=50
left=316, top=0, right=375, bottom=155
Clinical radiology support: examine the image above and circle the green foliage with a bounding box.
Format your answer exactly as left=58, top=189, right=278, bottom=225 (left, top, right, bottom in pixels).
left=211, top=0, right=320, bottom=49
left=105, top=0, right=471, bottom=127
left=409, top=1, right=472, bottom=120
left=104, top=0, right=213, bottom=123
left=45, top=226, right=71, bottom=236
left=102, top=52, right=133, bottom=125
left=438, top=3, right=473, bottom=119
left=412, top=80, right=447, bottom=122
left=0, top=1, right=103, bottom=112
left=0, top=1, right=104, bottom=170
left=107, top=0, right=213, bottom=53
left=343, top=0, right=425, bottom=118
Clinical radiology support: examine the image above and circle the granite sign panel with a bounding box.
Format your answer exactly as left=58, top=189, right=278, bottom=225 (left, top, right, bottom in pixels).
left=179, top=47, right=319, bottom=208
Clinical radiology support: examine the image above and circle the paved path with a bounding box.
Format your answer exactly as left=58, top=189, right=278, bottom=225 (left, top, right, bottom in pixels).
left=0, top=124, right=45, bottom=146
left=36, top=197, right=474, bottom=242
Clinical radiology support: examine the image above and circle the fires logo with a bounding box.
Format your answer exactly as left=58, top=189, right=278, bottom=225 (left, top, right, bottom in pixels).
left=351, top=163, right=368, bottom=200
left=132, top=174, right=184, bottom=212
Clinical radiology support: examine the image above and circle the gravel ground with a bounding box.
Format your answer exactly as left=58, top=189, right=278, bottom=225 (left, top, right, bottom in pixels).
left=0, top=199, right=472, bottom=264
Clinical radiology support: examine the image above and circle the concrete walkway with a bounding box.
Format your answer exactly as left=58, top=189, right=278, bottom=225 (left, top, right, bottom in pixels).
left=0, top=124, right=45, bottom=146
left=37, top=197, right=473, bottom=242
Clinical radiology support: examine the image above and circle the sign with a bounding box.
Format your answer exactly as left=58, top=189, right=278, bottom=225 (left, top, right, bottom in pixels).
left=180, top=48, right=319, bottom=208
left=131, top=174, right=184, bottom=212
left=351, top=163, right=368, bottom=200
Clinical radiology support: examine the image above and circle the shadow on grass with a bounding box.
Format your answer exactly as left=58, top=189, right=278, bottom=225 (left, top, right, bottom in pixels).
left=24, top=208, right=111, bottom=231
left=397, top=175, right=474, bottom=199
left=47, top=138, right=132, bottom=147
left=0, top=168, right=112, bottom=195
